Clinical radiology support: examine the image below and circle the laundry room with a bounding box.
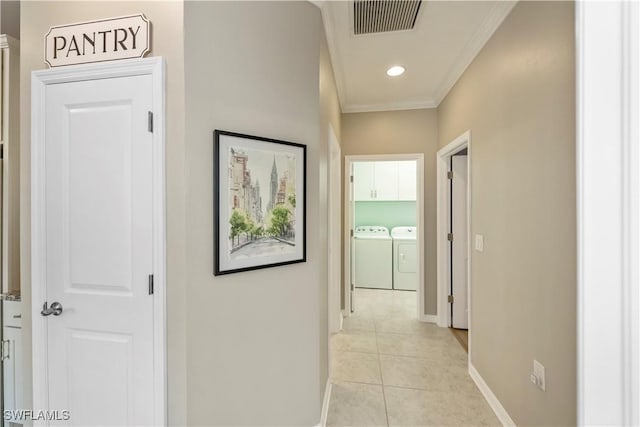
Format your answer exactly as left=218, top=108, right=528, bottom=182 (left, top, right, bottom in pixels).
left=350, top=157, right=421, bottom=318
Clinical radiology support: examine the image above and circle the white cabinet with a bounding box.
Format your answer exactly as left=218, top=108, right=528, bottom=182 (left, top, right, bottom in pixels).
left=374, top=162, right=398, bottom=200
left=3, top=300, right=22, bottom=425
left=353, top=162, right=376, bottom=201
left=397, top=160, right=417, bottom=200
left=352, top=160, right=417, bottom=201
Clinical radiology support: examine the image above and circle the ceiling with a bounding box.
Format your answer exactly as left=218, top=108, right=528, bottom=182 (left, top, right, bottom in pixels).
left=319, top=1, right=517, bottom=113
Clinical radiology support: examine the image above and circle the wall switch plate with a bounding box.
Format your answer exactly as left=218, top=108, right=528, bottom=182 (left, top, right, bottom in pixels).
left=475, top=234, right=484, bottom=252
left=533, top=360, right=546, bottom=391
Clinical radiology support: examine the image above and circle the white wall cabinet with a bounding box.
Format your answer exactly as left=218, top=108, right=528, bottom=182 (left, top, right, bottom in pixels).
left=353, top=162, right=376, bottom=201
left=353, top=160, right=417, bottom=201
left=397, top=160, right=417, bottom=201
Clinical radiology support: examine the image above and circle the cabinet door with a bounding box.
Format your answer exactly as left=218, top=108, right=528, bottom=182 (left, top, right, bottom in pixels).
left=353, top=162, right=375, bottom=201
left=3, top=326, right=22, bottom=424
left=397, top=160, right=417, bottom=200
left=373, top=161, right=399, bottom=200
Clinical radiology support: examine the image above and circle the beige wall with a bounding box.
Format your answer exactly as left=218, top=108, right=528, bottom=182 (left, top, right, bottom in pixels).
left=19, top=2, right=188, bottom=425
left=341, top=109, right=439, bottom=315
left=184, top=2, right=328, bottom=424
left=1, top=1, right=20, bottom=39
left=437, top=2, right=576, bottom=425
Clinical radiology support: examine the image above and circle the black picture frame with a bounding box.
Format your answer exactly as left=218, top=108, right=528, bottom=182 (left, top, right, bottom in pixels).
left=214, top=130, right=307, bottom=275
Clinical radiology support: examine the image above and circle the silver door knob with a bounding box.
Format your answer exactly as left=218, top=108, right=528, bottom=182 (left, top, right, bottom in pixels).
left=41, top=301, right=63, bottom=316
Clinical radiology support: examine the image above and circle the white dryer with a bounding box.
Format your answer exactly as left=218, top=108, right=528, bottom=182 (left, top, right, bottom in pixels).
left=391, top=226, right=417, bottom=291
left=353, top=226, right=392, bottom=289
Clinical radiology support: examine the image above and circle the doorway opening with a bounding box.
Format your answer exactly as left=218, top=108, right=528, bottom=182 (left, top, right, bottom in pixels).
left=437, top=131, right=471, bottom=356
left=343, top=154, right=425, bottom=321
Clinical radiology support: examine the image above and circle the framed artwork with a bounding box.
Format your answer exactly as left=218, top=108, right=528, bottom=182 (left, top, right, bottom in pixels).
left=214, top=130, right=307, bottom=275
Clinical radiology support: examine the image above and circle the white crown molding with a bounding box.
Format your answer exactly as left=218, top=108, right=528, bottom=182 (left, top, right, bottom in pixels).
left=433, top=1, right=517, bottom=105
left=342, top=99, right=437, bottom=113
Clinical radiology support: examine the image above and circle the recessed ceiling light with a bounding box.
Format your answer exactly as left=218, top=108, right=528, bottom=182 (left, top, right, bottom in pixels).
left=386, top=65, right=405, bottom=77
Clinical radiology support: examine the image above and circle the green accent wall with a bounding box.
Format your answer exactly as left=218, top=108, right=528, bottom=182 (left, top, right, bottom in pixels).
left=355, top=201, right=417, bottom=232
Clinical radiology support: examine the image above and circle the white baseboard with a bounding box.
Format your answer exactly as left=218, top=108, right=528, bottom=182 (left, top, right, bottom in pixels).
left=317, top=379, right=332, bottom=427
left=437, top=315, right=448, bottom=328
left=420, top=314, right=439, bottom=323
left=339, top=312, right=344, bottom=331
left=469, top=363, right=516, bottom=427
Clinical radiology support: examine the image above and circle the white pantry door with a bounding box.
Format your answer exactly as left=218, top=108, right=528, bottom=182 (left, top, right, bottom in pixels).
left=451, top=155, right=468, bottom=329
left=39, top=74, right=155, bottom=425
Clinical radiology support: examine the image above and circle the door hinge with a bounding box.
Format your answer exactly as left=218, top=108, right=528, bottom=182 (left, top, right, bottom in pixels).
left=447, top=233, right=454, bottom=241
left=148, top=111, right=154, bottom=133
left=148, top=274, right=154, bottom=295
left=447, top=171, right=453, bottom=179
left=350, top=175, right=353, bottom=183
left=1, top=340, right=10, bottom=361
left=350, top=229, right=354, bottom=237
left=0, top=144, right=4, bottom=160
left=448, top=295, right=454, bottom=304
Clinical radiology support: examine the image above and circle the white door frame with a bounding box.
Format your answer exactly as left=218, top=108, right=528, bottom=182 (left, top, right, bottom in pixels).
left=577, top=1, right=639, bottom=424
left=343, top=154, right=425, bottom=320
left=328, top=125, right=342, bottom=334
left=436, top=131, right=471, bottom=337
left=31, top=57, right=167, bottom=425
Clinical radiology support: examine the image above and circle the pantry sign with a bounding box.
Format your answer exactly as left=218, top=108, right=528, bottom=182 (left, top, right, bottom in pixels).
left=45, top=14, right=150, bottom=67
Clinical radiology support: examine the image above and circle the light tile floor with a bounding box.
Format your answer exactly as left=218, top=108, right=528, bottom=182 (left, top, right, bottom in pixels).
left=328, top=289, right=500, bottom=427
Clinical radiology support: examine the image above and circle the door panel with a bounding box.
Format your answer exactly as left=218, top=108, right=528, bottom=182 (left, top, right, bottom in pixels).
left=68, top=103, right=133, bottom=293
left=451, top=155, right=468, bottom=329
left=43, top=74, right=154, bottom=426
left=67, top=330, right=133, bottom=425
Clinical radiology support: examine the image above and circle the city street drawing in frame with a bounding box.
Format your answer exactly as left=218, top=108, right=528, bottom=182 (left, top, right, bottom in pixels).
left=214, top=130, right=307, bottom=275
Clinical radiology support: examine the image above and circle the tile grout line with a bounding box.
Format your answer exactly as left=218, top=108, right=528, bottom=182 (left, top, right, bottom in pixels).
left=373, top=316, right=391, bottom=427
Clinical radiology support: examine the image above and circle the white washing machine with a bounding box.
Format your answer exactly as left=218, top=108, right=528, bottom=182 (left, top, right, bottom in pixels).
left=391, top=226, right=417, bottom=291
left=353, top=226, right=392, bottom=289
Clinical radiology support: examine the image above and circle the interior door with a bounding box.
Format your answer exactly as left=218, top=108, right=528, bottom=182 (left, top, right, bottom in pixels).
left=40, top=74, right=156, bottom=425
left=451, top=155, right=468, bottom=329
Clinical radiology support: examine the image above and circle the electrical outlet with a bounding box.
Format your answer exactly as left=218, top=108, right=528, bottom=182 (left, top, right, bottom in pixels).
left=532, top=360, right=546, bottom=391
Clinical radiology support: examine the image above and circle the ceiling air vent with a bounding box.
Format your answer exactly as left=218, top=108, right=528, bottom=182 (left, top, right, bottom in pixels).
left=353, top=0, right=422, bottom=35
